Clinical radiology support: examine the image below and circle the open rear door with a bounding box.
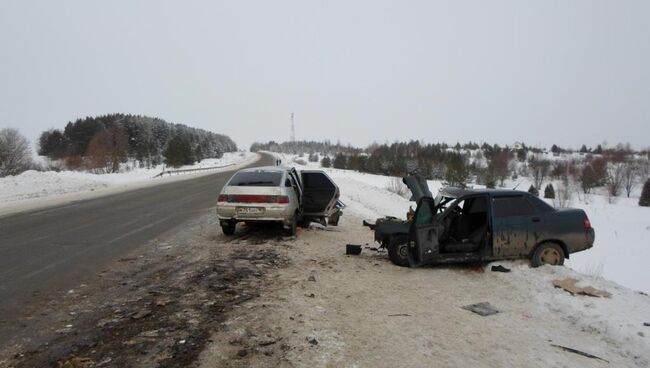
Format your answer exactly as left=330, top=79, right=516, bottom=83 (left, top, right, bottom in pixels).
left=300, top=170, right=340, bottom=218
left=408, top=197, right=440, bottom=267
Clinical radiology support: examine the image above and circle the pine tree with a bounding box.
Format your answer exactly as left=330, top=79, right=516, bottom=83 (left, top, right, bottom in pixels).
left=321, top=156, right=331, bottom=168
left=544, top=184, right=555, bottom=199
left=333, top=153, right=347, bottom=169
left=639, top=178, right=650, bottom=207
left=528, top=185, right=539, bottom=196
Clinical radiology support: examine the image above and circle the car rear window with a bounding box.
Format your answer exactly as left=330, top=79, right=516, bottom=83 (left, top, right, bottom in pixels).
left=493, top=196, right=536, bottom=218
left=228, top=171, right=282, bottom=187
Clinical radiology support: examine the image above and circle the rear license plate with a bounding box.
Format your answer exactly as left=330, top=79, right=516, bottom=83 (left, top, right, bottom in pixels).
left=236, top=207, right=265, bottom=215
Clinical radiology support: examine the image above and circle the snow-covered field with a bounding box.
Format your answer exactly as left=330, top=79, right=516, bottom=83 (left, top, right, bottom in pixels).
left=274, top=153, right=650, bottom=295
left=0, top=152, right=258, bottom=214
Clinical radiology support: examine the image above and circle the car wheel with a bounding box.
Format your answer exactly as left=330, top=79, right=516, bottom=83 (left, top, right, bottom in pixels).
left=285, top=215, right=297, bottom=236
left=221, top=221, right=236, bottom=235
left=531, top=242, right=565, bottom=267
left=387, top=235, right=409, bottom=267
left=328, top=211, right=340, bottom=226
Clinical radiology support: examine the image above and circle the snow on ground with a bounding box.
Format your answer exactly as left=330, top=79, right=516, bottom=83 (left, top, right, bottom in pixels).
left=273, top=152, right=650, bottom=295
left=268, top=152, right=650, bottom=365
left=0, top=152, right=257, bottom=213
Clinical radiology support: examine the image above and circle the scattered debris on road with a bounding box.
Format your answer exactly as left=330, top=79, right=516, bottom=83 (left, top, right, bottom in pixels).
left=462, top=302, right=499, bottom=316
left=552, top=278, right=612, bottom=298
left=387, top=313, right=411, bottom=317
left=306, top=335, right=319, bottom=345
left=346, top=244, right=362, bottom=255
left=551, top=344, right=609, bottom=363
left=491, top=265, right=511, bottom=273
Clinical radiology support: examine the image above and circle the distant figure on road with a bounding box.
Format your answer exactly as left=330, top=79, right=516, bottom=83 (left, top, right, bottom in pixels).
left=276, top=158, right=282, bottom=166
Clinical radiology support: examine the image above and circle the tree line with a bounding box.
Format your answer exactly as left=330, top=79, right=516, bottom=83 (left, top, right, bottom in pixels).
left=38, top=114, right=237, bottom=172
left=251, top=139, right=650, bottom=206
left=0, top=114, right=237, bottom=177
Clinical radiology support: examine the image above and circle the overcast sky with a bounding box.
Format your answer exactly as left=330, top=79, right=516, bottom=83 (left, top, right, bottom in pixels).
left=1, top=0, right=649, bottom=150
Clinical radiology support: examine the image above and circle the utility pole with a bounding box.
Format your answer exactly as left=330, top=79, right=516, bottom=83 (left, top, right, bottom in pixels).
left=290, top=113, right=295, bottom=142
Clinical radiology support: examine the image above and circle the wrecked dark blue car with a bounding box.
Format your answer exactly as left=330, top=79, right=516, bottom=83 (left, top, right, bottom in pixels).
left=365, top=176, right=595, bottom=268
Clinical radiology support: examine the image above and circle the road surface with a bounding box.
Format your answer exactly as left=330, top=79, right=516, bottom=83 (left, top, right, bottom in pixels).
left=0, top=153, right=273, bottom=328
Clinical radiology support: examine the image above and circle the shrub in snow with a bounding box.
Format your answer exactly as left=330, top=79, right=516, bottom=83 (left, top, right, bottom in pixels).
left=528, top=185, right=539, bottom=196
left=544, top=184, right=555, bottom=199
left=640, top=178, right=650, bottom=207
left=320, top=156, right=331, bottom=168
left=333, top=153, right=347, bottom=169
left=386, top=177, right=409, bottom=198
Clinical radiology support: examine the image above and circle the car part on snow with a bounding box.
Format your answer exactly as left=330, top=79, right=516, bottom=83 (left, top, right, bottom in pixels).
left=551, top=344, right=609, bottom=363
left=461, top=302, right=499, bottom=316
left=346, top=244, right=362, bottom=255
left=552, top=278, right=612, bottom=298
left=490, top=265, right=511, bottom=273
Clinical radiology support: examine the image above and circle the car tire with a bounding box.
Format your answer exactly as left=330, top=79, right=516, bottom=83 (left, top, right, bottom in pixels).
left=328, top=211, right=340, bottom=226
left=221, top=221, right=236, bottom=235
left=387, top=235, right=410, bottom=267
left=285, top=215, right=297, bottom=236
left=531, top=242, right=565, bottom=267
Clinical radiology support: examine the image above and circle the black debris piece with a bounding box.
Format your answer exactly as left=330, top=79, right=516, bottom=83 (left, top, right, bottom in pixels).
left=346, top=244, right=362, bottom=255
left=491, top=265, right=511, bottom=273
left=461, top=302, right=499, bottom=316
left=551, top=344, right=609, bottom=363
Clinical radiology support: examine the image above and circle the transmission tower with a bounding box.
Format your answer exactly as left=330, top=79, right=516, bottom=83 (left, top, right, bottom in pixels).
left=290, top=113, right=295, bottom=142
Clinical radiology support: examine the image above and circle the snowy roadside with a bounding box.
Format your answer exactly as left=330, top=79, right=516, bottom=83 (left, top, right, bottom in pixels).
left=270, top=152, right=650, bottom=295
left=199, top=214, right=650, bottom=367
left=0, top=152, right=259, bottom=217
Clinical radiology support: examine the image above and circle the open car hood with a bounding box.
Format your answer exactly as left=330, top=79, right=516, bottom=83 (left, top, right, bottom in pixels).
left=402, top=174, right=433, bottom=202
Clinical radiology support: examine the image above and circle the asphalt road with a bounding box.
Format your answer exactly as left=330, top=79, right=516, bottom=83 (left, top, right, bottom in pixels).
left=0, top=153, right=274, bottom=323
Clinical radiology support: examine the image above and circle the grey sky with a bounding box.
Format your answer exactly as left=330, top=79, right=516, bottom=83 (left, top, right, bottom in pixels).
left=1, top=0, right=649, bottom=150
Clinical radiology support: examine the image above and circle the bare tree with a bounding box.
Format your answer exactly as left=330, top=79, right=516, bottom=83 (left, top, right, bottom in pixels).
left=528, top=156, right=550, bottom=190
left=488, top=151, right=510, bottom=187
left=622, top=161, right=639, bottom=198
left=84, top=127, right=128, bottom=173
left=606, top=162, right=625, bottom=197
left=553, top=182, right=573, bottom=208
left=0, top=128, right=33, bottom=177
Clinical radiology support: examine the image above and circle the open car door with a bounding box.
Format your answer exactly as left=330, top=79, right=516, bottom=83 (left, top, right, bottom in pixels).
left=300, top=170, right=341, bottom=221
left=408, top=197, right=440, bottom=267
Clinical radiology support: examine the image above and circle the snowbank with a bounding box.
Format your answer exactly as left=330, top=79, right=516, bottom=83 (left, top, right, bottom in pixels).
left=0, top=152, right=258, bottom=214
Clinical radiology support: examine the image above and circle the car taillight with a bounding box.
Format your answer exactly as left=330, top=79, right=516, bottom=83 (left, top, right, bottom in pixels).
left=217, top=194, right=228, bottom=203
left=583, top=216, right=592, bottom=230
left=277, top=195, right=290, bottom=204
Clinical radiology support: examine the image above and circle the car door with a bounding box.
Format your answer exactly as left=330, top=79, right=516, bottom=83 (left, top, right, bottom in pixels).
left=299, top=170, right=340, bottom=217
left=284, top=171, right=301, bottom=208
left=408, top=197, right=440, bottom=266
left=491, top=195, right=538, bottom=257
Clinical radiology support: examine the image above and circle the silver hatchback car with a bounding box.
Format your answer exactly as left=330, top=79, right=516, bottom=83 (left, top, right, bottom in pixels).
left=216, top=166, right=342, bottom=235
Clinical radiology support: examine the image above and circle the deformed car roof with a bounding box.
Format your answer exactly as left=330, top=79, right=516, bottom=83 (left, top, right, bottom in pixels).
left=438, top=187, right=531, bottom=198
